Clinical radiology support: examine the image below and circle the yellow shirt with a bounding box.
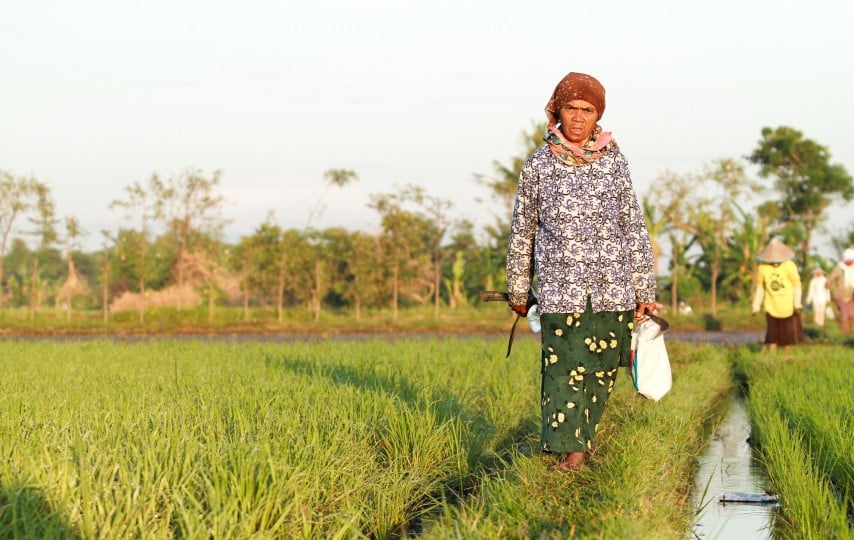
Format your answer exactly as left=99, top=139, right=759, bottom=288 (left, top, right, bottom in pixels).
left=753, top=260, right=801, bottom=318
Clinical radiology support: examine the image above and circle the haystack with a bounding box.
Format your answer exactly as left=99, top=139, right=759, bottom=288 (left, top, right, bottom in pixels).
left=109, top=250, right=241, bottom=313
left=56, top=266, right=91, bottom=306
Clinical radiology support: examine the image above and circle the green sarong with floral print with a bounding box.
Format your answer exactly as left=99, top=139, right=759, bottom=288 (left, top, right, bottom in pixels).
left=539, top=299, right=634, bottom=454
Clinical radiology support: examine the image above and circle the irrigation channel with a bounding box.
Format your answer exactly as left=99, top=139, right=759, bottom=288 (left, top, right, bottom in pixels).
left=690, top=392, right=776, bottom=539
left=33, top=329, right=778, bottom=537
left=518, top=328, right=778, bottom=539
left=653, top=330, right=777, bottom=539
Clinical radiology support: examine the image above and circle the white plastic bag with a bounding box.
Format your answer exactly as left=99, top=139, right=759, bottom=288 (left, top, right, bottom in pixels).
left=526, top=304, right=541, bottom=333
left=526, top=286, right=541, bottom=333
left=629, top=317, right=672, bottom=401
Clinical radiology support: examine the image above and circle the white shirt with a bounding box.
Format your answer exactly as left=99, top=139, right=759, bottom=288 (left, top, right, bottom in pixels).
left=805, top=275, right=830, bottom=306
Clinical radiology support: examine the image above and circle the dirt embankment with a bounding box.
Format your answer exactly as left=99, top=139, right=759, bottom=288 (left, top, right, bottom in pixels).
left=1, top=325, right=763, bottom=345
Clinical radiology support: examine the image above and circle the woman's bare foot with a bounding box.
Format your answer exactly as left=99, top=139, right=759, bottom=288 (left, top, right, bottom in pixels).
left=549, top=451, right=585, bottom=471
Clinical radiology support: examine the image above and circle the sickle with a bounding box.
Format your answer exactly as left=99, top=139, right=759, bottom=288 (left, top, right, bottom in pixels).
left=506, top=313, right=522, bottom=358
left=482, top=291, right=668, bottom=356
left=479, top=290, right=537, bottom=357
left=647, top=313, right=669, bottom=332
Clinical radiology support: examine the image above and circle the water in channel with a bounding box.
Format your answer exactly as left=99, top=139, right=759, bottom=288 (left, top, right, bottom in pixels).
left=692, top=392, right=777, bottom=539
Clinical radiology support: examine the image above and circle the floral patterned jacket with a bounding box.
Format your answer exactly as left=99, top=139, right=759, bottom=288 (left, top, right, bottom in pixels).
left=506, top=144, right=656, bottom=314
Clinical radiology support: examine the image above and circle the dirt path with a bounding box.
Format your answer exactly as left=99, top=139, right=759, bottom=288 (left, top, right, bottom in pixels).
left=2, top=329, right=764, bottom=345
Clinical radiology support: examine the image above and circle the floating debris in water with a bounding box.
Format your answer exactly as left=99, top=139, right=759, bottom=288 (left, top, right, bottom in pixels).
left=719, top=492, right=779, bottom=505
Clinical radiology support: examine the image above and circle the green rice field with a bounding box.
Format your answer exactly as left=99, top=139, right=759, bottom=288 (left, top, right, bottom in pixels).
left=737, top=347, right=853, bottom=540
left=0, top=336, right=849, bottom=538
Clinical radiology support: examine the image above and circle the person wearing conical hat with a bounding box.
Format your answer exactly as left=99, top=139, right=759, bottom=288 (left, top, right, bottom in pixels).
left=827, top=248, right=854, bottom=333
left=805, top=266, right=831, bottom=327
left=751, top=238, right=805, bottom=350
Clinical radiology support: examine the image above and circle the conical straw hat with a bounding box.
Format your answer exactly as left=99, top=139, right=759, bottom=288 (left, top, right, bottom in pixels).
left=756, top=238, right=795, bottom=263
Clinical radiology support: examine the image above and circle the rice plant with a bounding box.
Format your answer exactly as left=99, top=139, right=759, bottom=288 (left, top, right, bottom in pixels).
left=0, top=337, right=737, bottom=538
left=739, top=347, right=852, bottom=539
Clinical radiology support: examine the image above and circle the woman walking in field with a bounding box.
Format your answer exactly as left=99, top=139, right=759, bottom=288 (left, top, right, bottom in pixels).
left=827, top=248, right=854, bottom=333
left=751, top=238, right=804, bottom=351
left=804, top=266, right=831, bottom=327
left=506, top=72, right=656, bottom=471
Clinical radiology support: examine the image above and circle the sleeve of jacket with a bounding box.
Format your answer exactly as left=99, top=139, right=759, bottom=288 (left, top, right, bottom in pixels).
left=788, top=262, right=803, bottom=310
left=752, top=268, right=766, bottom=313
left=506, top=154, right=539, bottom=307
left=616, top=152, right=656, bottom=304
left=752, top=283, right=765, bottom=313
left=827, top=265, right=841, bottom=294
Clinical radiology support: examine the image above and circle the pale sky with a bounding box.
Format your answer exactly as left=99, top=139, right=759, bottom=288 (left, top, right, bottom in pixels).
left=2, top=0, right=853, bottom=254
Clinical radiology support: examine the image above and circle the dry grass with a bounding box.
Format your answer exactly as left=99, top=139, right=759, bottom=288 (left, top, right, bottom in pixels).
left=110, top=284, right=202, bottom=312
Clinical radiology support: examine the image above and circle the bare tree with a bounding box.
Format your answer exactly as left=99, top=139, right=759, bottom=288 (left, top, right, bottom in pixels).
left=0, top=172, right=38, bottom=308
left=405, top=186, right=454, bottom=319
left=25, top=181, right=57, bottom=320
left=695, top=159, right=761, bottom=316
left=155, top=168, right=227, bottom=287
left=56, top=216, right=89, bottom=321
left=649, top=171, right=701, bottom=314
left=99, top=230, right=113, bottom=323
left=110, top=174, right=165, bottom=322
left=642, top=196, right=668, bottom=278
left=369, top=188, right=436, bottom=322
left=307, top=169, right=359, bottom=226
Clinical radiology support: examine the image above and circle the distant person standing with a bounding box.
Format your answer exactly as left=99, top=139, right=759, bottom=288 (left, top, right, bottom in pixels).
left=804, top=266, right=831, bottom=327
left=751, top=238, right=804, bottom=351
left=827, top=248, right=854, bottom=333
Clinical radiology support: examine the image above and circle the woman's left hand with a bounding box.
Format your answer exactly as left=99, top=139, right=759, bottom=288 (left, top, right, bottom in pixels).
left=634, top=302, right=657, bottom=322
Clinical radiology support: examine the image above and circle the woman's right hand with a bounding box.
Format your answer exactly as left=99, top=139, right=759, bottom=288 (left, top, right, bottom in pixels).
left=509, top=302, right=528, bottom=316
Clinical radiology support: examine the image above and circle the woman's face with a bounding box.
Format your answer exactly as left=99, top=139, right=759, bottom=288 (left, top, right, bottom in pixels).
left=558, top=99, right=598, bottom=143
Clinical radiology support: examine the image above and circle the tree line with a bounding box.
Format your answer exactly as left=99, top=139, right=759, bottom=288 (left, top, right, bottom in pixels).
left=1, top=125, right=852, bottom=324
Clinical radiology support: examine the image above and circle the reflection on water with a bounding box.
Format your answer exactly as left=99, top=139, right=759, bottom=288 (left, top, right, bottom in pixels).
left=692, top=393, right=775, bottom=539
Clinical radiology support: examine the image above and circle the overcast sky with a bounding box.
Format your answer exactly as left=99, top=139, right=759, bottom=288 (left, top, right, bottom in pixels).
left=2, top=0, right=853, bottom=254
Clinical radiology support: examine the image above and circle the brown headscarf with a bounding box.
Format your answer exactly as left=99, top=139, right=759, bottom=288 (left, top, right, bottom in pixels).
left=545, top=72, right=606, bottom=126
